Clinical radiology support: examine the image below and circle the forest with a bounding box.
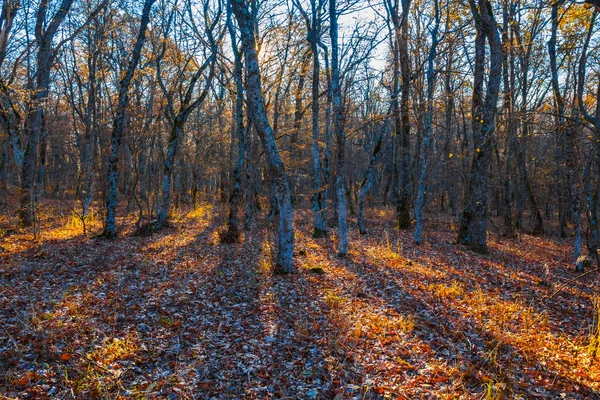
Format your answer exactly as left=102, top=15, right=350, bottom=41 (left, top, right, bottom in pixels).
left=1, top=0, right=600, bottom=397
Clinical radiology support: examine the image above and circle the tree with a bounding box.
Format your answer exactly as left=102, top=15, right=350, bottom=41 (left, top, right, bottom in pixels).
left=153, top=0, right=222, bottom=229
left=295, top=0, right=328, bottom=238
left=230, top=0, right=295, bottom=273
left=329, top=0, right=348, bottom=255
left=414, top=0, right=440, bottom=244
left=18, top=0, right=78, bottom=226
left=384, top=0, right=412, bottom=230
left=457, top=0, right=502, bottom=253
left=103, top=0, right=156, bottom=238
left=223, top=0, right=245, bottom=242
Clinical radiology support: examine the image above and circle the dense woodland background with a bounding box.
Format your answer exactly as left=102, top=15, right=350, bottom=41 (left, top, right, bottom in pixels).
left=2, top=0, right=600, bottom=398
left=0, top=0, right=600, bottom=266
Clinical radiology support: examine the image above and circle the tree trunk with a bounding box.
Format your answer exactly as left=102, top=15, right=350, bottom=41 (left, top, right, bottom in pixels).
left=358, top=133, right=383, bottom=235
left=329, top=0, right=348, bottom=256
left=308, top=8, right=327, bottom=237
left=548, top=0, right=583, bottom=269
left=414, top=0, right=439, bottom=244
left=225, top=5, right=245, bottom=241
left=103, top=0, right=154, bottom=237
left=397, top=0, right=412, bottom=229
left=458, top=0, right=502, bottom=254
left=231, top=0, right=295, bottom=273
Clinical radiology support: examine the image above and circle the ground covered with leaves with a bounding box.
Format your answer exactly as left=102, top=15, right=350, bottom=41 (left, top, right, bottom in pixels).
left=1, top=202, right=600, bottom=399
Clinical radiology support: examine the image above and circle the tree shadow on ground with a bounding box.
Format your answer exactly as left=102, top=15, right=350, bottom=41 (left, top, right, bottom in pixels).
left=304, top=216, right=600, bottom=398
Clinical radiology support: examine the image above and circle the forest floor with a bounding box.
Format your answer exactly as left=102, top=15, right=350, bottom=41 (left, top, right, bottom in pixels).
left=1, top=200, right=600, bottom=399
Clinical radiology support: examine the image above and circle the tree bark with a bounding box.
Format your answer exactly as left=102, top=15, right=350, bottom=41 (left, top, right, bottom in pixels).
left=414, top=0, right=439, bottom=244
left=231, top=0, right=295, bottom=273
left=329, top=0, right=348, bottom=256
left=103, top=0, right=155, bottom=237
left=548, top=0, right=584, bottom=270
left=457, top=0, right=502, bottom=254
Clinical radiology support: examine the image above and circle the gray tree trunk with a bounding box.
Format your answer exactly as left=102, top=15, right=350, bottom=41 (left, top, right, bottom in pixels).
left=296, top=0, right=327, bottom=237
left=0, top=1, right=23, bottom=186
left=414, top=0, right=439, bottom=245
left=103, top=0, right=154, bottom=237
left=231, top=0, right=295, bottom=273
left=457, top=0, right=502, bottom=254
left=225, top=3, right=245, bottom=241
left=548, top=0, right=583, bottom=270
left=19, top=0, right=77, bottom=226
left=329, top=0, right=348, bottom=256
left=358, top=132, right=383, bottom=235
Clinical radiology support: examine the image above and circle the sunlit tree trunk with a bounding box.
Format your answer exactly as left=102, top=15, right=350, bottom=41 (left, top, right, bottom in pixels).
left=231, top=0, right=295, bottom=273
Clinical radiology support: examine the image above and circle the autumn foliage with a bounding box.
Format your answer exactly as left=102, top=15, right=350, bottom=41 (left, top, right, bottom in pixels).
left=1, top=203, right=599, bottom=398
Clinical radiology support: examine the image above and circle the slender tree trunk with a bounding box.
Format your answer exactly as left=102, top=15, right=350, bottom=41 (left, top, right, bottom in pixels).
left=548, top=0, right=583, bottom=269
left=358, top=133, right=383, bottom=235
left=329, top=0, right=348, bottom=256
left=397, top=0, right=412, bottom=229
left=309, top=19, right=327, bottom=237
left=320, top=44, right=333, bottom=224
left=225, top=5, right=245, bottom=241
left=501, top=3, right=517, bottom=238
left=289, top=52, right=310, bottom=201
left=103, top=0, right=154, bottom=237
left=414, top=0, right=439, bottom=244
left=156, top=121, right=183, bottom=226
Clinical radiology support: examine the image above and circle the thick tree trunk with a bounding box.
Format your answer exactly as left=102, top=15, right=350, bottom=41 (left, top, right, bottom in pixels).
left=458, top=0, right=502, bottom=254
left=231, top=0, right=295, bottom=273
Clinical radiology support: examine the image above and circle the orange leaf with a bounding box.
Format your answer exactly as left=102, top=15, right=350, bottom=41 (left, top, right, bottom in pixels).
left=60, top=353, right=73, bottom=361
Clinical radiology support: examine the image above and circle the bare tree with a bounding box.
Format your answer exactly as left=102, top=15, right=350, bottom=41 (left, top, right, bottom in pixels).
left=457, top=0, right=502, bottom=253
left=230, top=0, right=295, bottom=273
left=153, top=0, right=222, bottom=229
left=103, top=0, right=156, bottom=237
left=414, top=0, right=440, bottom=244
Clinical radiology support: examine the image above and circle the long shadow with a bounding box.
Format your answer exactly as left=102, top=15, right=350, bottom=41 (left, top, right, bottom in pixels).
left=306, top=221, right=600, bottom=399
left=0, top=206, right=231, bottom=398
left=2, top=207, right=599, bottom=399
